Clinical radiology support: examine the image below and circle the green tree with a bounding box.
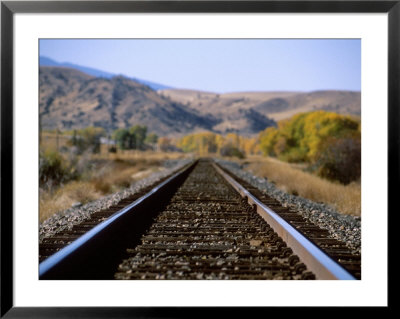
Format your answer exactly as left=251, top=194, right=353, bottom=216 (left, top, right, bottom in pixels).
left=113, top=128, right=130, bottom=150
left=129, top=125, right=147, bottom=150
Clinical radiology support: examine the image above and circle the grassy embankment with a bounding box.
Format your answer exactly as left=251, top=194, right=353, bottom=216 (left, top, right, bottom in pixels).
left=40, top=134, right=188, bottom=222
left=231, top=155, right=361, bottom=216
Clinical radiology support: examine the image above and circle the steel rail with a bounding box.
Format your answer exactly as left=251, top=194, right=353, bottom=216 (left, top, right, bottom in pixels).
left=39, top=161, right=196, bottom=279
left=213, top=163, right=356, bottom=280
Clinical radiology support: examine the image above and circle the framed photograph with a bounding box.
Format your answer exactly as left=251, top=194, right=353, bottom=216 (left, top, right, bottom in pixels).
left=1, top=0, right=395, bottom=316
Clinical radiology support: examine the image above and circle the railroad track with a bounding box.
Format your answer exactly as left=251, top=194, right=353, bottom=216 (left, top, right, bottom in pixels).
left=39, top=159, right=360, bottom=280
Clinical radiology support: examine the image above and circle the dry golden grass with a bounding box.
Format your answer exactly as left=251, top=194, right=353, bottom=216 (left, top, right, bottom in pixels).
left=90, top=158, right=162, bottom=194
left=39, top=151, right=189, bottom=222
left=238, top=156, right=361, bottom=216
left=39, top=181, right=103, bottom=223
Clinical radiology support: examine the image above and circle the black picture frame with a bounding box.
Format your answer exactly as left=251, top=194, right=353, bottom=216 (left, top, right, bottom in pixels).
left=1, top=1, right=395, bottom=317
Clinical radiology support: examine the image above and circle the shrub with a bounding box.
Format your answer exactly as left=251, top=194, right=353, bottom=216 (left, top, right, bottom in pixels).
left=39, top=149, right=72, bottom=188
left=315, top=137, right=361, bottom=184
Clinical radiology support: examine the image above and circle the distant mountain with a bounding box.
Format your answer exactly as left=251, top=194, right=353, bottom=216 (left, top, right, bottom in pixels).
left=159, top=89, right=361, bottom=122
left=39, top=56, right=171, bottom=91
left=39, top=66, right=276, bottom=137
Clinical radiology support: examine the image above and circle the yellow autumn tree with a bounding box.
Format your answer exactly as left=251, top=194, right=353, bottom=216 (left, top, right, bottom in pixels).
left=259, top=110, right=360, bottom=163
left=258, top=110, right=361, bottom=183
left=178, top=131, right=260, bottom=158
left=259, top=127, right=279, bottom=156
left=240, top=136, right=260, bottom=155
left=301, top=111, right=359, bottom=160
left=177, top=132, right=218, bottom=155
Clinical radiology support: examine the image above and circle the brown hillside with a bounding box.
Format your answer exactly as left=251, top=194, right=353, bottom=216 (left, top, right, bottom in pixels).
left=39, top=67, right=276, bottom=137
left=159, top=89, right=361, bottom=122
left=39, top=67, right=219, bottom=136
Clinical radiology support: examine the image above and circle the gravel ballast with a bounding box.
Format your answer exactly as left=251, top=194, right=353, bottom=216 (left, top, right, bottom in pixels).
left=39, top=158, right=194, bottom=242
left=215, top=159, right=361, bottom=255
left=40, top=157, right=361, bottom=256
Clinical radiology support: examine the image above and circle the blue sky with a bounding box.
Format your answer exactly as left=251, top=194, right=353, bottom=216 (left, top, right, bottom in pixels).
left=40, top=39, right=361, bottom=93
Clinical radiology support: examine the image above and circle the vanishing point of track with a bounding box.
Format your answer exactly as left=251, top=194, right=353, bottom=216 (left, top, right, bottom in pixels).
left=39, top=159, right=361, bottom=280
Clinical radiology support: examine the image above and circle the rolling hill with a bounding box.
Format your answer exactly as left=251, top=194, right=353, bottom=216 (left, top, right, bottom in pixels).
left=39, top=66, right=276, bottom=136
left=159, top=89, right=361, bottom=122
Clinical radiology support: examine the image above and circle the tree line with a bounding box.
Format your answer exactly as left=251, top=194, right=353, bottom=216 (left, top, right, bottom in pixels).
left=177, top=132, right=259, bottom=159
left=175, top=110, right=361, bottom=184
left=67, top=125, right=159, bottom=154
left=47, top=110, right=361, bottom=184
